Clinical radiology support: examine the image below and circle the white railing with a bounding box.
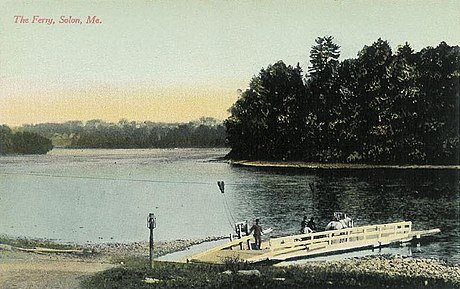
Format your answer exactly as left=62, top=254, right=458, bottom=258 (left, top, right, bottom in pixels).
left=187, top=221, right=413, bottom=263
left=247, top=221, right=412, bottom=261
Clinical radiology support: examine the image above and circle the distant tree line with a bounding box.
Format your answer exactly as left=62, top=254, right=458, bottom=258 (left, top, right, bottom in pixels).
left=0, top=125, right=53, bottom=154
left=225, top=38, right=459, bottom=165
left=18, top=117, right=226, bottom=149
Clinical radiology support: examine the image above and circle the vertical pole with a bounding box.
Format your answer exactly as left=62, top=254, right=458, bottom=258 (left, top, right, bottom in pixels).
left=149, top=226, right=154, bottom=269
left=238, top=224, right=244, bottom=250
left=147, top=213, right=156, bottom=270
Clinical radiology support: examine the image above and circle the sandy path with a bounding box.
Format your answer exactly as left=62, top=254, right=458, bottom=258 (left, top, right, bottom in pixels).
left=0, top=238, right=219, bottom=289
left=0, top=259, right=114, bottom=289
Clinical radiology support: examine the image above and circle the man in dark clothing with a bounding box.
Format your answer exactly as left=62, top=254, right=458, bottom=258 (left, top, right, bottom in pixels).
left=307, top=217, right=317, bottom=232
left=249, top=219, right=262, bottom=249
left=300, top=216, right=309, bottom=233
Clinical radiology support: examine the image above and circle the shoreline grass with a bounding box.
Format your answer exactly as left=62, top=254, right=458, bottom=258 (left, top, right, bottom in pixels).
left=81, top=256, right=460, bottom=289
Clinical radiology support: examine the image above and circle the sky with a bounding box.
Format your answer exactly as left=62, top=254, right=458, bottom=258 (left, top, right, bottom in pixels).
left=1, top=0, right=459, bottom=126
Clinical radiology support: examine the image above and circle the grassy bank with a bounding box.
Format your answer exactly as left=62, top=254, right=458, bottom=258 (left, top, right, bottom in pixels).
left=82, top=256, right=460, bottom=289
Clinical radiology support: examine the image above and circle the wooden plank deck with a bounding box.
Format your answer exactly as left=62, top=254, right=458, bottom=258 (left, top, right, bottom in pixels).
left=182, top=221, right=440, bottom=264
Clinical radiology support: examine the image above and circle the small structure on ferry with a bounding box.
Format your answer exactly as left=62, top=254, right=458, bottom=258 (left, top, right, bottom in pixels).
left=325, top=212, right=354, bottom=230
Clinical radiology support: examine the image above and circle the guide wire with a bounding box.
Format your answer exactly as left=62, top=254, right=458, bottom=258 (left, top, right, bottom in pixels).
left=222, top=194, right=237, bottom=225
left=0, top=172, right=245, bottom=186
left=1, top=172, right=241, bottom=231
left=1, top=172, right=240, bottom=231
left=217, top=181, right=237, bottom=231
left=221, top=194, right=236, bottom=231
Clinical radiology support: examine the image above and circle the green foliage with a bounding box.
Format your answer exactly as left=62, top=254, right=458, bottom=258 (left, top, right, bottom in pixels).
left=0, top=125, right=14, bottom=153
left=222, top=255, right=252, bottom=272
left=11, top=131, right=53, bottom=154
left=308, top=36, right=341, bottom=83
left=226, top=61, right=306, bottom=160
left=81, top=259, right=457, bottom=289
left=0, top=125, right=53, bottom=155
left=18, top=117, right=226, bottom=149
left=226, top=37, right=459, bottom=165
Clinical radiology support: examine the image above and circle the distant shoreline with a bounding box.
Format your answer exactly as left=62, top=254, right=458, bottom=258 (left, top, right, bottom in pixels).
left=230, top=160, right=460, bottom=170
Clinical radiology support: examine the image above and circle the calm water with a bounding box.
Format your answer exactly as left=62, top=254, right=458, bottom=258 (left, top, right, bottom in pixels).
left=0, top=148, right=458, bottom=262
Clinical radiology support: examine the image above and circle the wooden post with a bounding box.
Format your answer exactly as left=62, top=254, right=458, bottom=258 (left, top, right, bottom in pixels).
left=149, top=226, right=154, bottom=268
left=237, top=224, right=244, bottom=250
left=147, top=213, right=156, bottom=269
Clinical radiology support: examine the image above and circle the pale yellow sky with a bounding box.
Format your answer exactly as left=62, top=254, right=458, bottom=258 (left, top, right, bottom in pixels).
left=2, top=81, right=243, bottom=125
left=1, top=0, right=459, bottom=126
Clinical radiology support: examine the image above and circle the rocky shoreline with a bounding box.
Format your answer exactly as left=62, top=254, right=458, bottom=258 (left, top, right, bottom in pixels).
left=81, top=236, right=226, bottom=260
left=298, top=255, right=460, bottom=285
left=0, top=235, right=226, bottom=262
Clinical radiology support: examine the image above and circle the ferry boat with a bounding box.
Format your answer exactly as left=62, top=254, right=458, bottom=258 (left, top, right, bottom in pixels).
left=182, top=220, right=440, bottom=264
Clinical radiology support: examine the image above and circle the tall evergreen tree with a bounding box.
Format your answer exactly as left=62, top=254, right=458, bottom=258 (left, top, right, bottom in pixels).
left=416, top=42, right=460, bottom=164
left=307, top=36, right=342, bottom=161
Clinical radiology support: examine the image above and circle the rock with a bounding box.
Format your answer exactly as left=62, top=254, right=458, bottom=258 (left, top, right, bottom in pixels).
left=221, top=270, right=233, bottom=275
left=144, top=277, right=162, bottom=283
left=237, top=269, right=261, bottom=277
left=0, top=244, right=12, bottom=250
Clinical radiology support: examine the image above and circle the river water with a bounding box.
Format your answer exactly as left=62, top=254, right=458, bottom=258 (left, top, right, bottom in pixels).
left=0, top=148, right=458, bottom=262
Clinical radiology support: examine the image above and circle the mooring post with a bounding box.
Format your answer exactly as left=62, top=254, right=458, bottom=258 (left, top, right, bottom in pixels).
left=147, top=213, right=156, bottom=269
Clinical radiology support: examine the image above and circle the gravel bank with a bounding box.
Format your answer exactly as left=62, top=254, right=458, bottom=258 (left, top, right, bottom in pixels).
left=298, top=255, right=460, bottom=285
left=84, top=236, right=225, bottom=260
